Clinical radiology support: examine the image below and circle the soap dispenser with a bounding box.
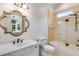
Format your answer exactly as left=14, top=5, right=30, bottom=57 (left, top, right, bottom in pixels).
left=11, top=20, right=16, bottom=31
left=11, top=16, right=17, bottom=31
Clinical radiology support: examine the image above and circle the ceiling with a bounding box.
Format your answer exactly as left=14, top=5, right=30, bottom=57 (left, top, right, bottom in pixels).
left=28, top=3, right=62, bottom=9
left=0, top=3, right=79, bottom=13
left=29, top=3, right=79, bottom=12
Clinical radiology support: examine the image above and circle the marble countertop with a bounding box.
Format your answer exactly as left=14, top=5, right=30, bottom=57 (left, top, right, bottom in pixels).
left=0, top=39, right=38, bottom=55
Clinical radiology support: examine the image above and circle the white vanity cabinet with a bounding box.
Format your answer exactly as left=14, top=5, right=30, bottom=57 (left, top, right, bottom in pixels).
left=3, top=44, right=39, bottom=56
left=0, top=40, right=39, bottom=56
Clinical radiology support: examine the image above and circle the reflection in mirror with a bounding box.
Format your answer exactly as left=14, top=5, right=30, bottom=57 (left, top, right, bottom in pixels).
left=0, top=10, right=30, bottom=36
left=11, top=11, right=23, bottom=33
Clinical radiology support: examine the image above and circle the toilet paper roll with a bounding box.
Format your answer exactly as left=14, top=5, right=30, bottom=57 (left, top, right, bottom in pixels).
left=43, top=45, right=55, bottom=53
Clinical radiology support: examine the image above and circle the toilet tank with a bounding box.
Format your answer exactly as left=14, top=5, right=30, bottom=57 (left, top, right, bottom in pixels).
left=37, top=37, right=48, bottom=46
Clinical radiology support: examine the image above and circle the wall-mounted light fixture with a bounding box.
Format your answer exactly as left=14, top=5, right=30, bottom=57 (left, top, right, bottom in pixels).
left=14, top=3, right=29, bottom=10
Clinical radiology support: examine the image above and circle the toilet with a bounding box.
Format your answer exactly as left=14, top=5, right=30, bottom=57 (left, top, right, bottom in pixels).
left=37, top=37, right=55, bottom=56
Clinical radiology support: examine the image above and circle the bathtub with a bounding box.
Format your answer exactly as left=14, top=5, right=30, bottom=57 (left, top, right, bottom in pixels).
left=49, top=41, right=79, bottom=56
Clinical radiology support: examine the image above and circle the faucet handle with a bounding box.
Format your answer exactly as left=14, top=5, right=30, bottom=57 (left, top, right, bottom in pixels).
left=11, top=41, right=15, bottom=44
left=21, top=39, right=24, bottom=43
left=21, top=40, right=23, bottom=43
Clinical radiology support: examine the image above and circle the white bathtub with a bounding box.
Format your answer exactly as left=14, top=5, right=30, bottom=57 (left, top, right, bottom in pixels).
left=49, top=41, right=79, bottom=56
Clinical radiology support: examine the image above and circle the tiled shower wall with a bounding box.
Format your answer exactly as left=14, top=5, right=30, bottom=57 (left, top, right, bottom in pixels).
left=58, top=16, right=79, bottom=45
left=0, top=3, right=48, bottom=44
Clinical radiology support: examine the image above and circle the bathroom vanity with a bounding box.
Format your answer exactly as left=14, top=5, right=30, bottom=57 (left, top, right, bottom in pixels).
left=0, top=10, right=37, bottom=56
left=0, top=40, right=39, bottom=56
left=0, top=6, right=39, bottom=56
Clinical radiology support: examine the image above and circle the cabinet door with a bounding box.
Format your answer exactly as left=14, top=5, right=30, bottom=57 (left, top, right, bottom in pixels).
left=2, top=50, right=24, bottom=56
left=4, top=44, right=39, bottom=56
left=9, top=49, right=27, bottom=56
left=23, top=44, right=39, bottom=56
left=31, top=44, right=39, bottom=56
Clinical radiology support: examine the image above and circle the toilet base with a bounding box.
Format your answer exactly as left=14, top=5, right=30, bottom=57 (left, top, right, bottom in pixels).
left=41, top=44, right=56, bottom=56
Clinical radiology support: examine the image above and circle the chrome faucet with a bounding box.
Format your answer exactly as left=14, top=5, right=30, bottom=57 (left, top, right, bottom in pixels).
left=17, top=39, right=20, bottom=43
left=11, top=39, right=23, bottom=44
left=11, top=41, right=16, bottom=44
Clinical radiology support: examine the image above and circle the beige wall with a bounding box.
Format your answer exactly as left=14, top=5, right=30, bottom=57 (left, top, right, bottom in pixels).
left=48, top=11, right=59, bottom=42
left=73, top=5, right=79, bottom=12
left=56, top=4, right=79, bottom=13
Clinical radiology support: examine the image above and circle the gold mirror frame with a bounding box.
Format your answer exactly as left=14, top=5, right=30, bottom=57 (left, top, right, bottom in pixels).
left=0, top=10, right=30, bottom=36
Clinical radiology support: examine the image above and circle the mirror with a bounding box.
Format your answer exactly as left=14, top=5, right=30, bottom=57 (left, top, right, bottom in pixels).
left=0, top=10, right=30, bottom=36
